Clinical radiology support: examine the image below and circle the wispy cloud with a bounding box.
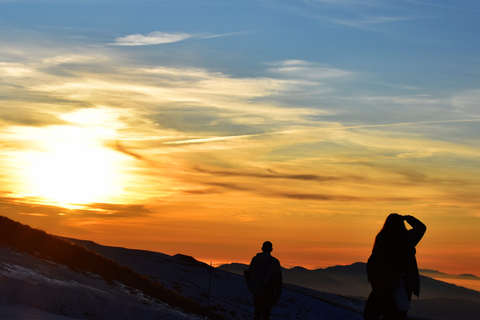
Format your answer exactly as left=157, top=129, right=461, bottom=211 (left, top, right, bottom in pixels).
left=199, top=31, right=252, bottom=39
left=267, top=60, right=355, bottom=80
left=194, top=166, right=341, bottom=182
left=162, top=132, right=284, bottom=145
left=452, top=90, right=480, bottom=117
left=265, top=191, right=414, bottom=202
left=341, top=118, right=480, bottom=130
left=110, top=31, right=192, bottom=46
left=189, top=180, right=416, bottom=203
left=333, top=16, right=413, bottom=28
left=110, top=30, right=249, bottom=46
left=404, top=0, right=456, bottom=10
left=1, top=43, right=479, bottom=223
left=109, top=141, right=146, bottom=161
left=80, top=203, right=152, bottom=218
left=277, top=0, right=433, bottom=32
left=0, top=195, right=152, bottom=221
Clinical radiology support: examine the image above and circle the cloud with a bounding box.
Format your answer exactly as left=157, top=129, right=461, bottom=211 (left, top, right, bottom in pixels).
left=266, top=191, right=413, bottom=202
left=194, top=166, right=341, bottom=182
left=333, top=16, right=413, bottom=28
left=342, top=119, right=480, bottom=130
left=0, top=194, right=152, bottom=219
left=109, top=140, right=146, bottom=161
left=277, top=0, right=432, bottom=33
left=109, top=30, right=250, bottom=47
left=205, top=182, right=253, bottom=192
left=1, top=43, right=478, bottom=219
left=452, top=90, right=480, bottom=117
left=163, top=133, right=269, bottom=145
left=111, top=31, right=192, bottom=46
left=0, top=105, right=67, bottom=127
left=191, top=181, right=416, bottom=203
left=79, top=203, right=152, bottom=218
left=199, top=31, right=252, bottom=39
left=267, top=60, right=355, bottom=80
left=0, top=62, right=34, bottom=77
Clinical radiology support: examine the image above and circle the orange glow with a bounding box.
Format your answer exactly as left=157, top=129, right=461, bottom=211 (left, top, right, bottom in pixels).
left=3, top=108, right=134, bottom=208
left=0, top=56, right=479, bottom=284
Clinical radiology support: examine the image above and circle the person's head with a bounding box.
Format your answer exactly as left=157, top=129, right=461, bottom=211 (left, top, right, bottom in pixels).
left=374, top=213, right=407, bottom=249
left=382, top=213, right=407, bottom=235
left=262, top=241, right=273, bottom=253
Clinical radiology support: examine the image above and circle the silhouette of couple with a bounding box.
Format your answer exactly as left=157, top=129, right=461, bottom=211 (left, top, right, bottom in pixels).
left=245, top=214, right=426, bottom=320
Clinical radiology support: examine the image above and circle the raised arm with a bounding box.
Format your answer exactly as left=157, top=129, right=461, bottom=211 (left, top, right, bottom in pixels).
left=404, top=215, right=426, bottom=247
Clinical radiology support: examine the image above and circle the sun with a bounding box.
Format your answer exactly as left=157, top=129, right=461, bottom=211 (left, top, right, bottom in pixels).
left=13, top=108, right=129, bottom=207
left=25, top=128, right=122, bottom=205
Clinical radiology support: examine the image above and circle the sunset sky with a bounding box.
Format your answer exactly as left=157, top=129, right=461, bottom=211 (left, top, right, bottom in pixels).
left=1, top=0, right=480, bottom=277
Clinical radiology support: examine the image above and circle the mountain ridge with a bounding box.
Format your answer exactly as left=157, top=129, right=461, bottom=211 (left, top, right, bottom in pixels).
left=218, top=261, right=480, bottom=302
left=0, top=215, right=225, bottom=320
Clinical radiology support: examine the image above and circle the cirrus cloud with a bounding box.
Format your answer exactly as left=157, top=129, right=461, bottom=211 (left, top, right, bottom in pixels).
left=111, top=31, right=192, bottom=46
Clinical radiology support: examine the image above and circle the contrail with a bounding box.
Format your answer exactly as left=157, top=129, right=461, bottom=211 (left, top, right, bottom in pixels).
left=199, top=31, right=252, bottom=39
left=163, top=132, right=268, bottom=145
left=161, top=118, right=480, bottom=145
left=341, top=118, right=480, bottom=130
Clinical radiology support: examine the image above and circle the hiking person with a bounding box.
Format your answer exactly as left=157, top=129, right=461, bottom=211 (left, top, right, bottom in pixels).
left=364, top=214, right=427, bottom=320
left=244, top=241, right=282, bottom=320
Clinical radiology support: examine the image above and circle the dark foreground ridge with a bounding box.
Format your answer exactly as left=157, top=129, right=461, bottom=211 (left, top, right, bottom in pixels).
left=0, top=215, right=225, bottom=320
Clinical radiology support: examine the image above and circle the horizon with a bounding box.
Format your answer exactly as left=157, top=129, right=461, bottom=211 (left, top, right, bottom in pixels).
left=3, top=212, right=480, bottom=293
left=66, top=226, right=480, bottom=294
left=1, top=0, right=480, bottom=279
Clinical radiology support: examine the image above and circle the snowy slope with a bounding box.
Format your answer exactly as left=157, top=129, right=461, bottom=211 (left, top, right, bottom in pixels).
left=71, top=239, right=376, bottom=320
left=0, top=244, right=211, bottom=320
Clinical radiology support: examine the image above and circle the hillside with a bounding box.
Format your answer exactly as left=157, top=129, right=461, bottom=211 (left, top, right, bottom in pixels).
left=0, top=215, right=371, bottom=319
left=0, top=244, right=209, bottom=320
left=0, top=216, right=224, bottom=320
left=69, top=238, right=368, bottom=320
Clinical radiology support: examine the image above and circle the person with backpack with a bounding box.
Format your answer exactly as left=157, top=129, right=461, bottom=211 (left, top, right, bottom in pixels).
left=244, top=241, right=282, bottom=320
left=363, top=214, right=427, bottom=320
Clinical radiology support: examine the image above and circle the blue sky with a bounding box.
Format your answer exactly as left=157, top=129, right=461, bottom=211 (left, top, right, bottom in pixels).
left=1, top=0, right=480, bottom=274
left=3, top=0, right=479, bottom=88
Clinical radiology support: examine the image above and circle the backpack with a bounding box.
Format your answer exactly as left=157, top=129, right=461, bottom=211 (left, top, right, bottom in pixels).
left=245, top=257, right=274, bottom=294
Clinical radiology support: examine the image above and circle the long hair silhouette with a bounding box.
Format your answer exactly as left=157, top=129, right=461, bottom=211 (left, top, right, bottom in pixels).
left=373, top=213, right=407, bottom=251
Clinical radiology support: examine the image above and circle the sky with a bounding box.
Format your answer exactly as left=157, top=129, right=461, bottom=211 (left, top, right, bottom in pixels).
left=1, top=0, right=480, bottom=277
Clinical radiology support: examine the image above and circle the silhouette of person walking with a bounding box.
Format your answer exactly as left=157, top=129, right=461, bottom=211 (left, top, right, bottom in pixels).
left=244, top=241, right=282, bottom=320
left=364, top=214, right=426, bottom=320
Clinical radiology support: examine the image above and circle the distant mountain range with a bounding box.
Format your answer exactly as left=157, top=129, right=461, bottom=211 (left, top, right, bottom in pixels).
left=1, top=215, right=479, bottom=320
left=219, top=262, right=480, bottom=303
left=219, top=261, right=480, bottom=320
left=218, top=260, right=480, bottom=320
left=419, top=268, right=480, bottom=280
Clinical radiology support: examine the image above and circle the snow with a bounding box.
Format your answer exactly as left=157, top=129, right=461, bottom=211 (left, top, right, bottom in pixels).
left=72, top=241, right=367, bottom=320
left=0, top=245, right=207, bottom=320
left=0, top=304, right=78, bottom=320
left=0, top=238, right=440, bottom=320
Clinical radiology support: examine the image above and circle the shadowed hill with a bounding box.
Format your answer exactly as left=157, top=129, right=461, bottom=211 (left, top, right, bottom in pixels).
left=0, top=215, right=225, bottom=320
